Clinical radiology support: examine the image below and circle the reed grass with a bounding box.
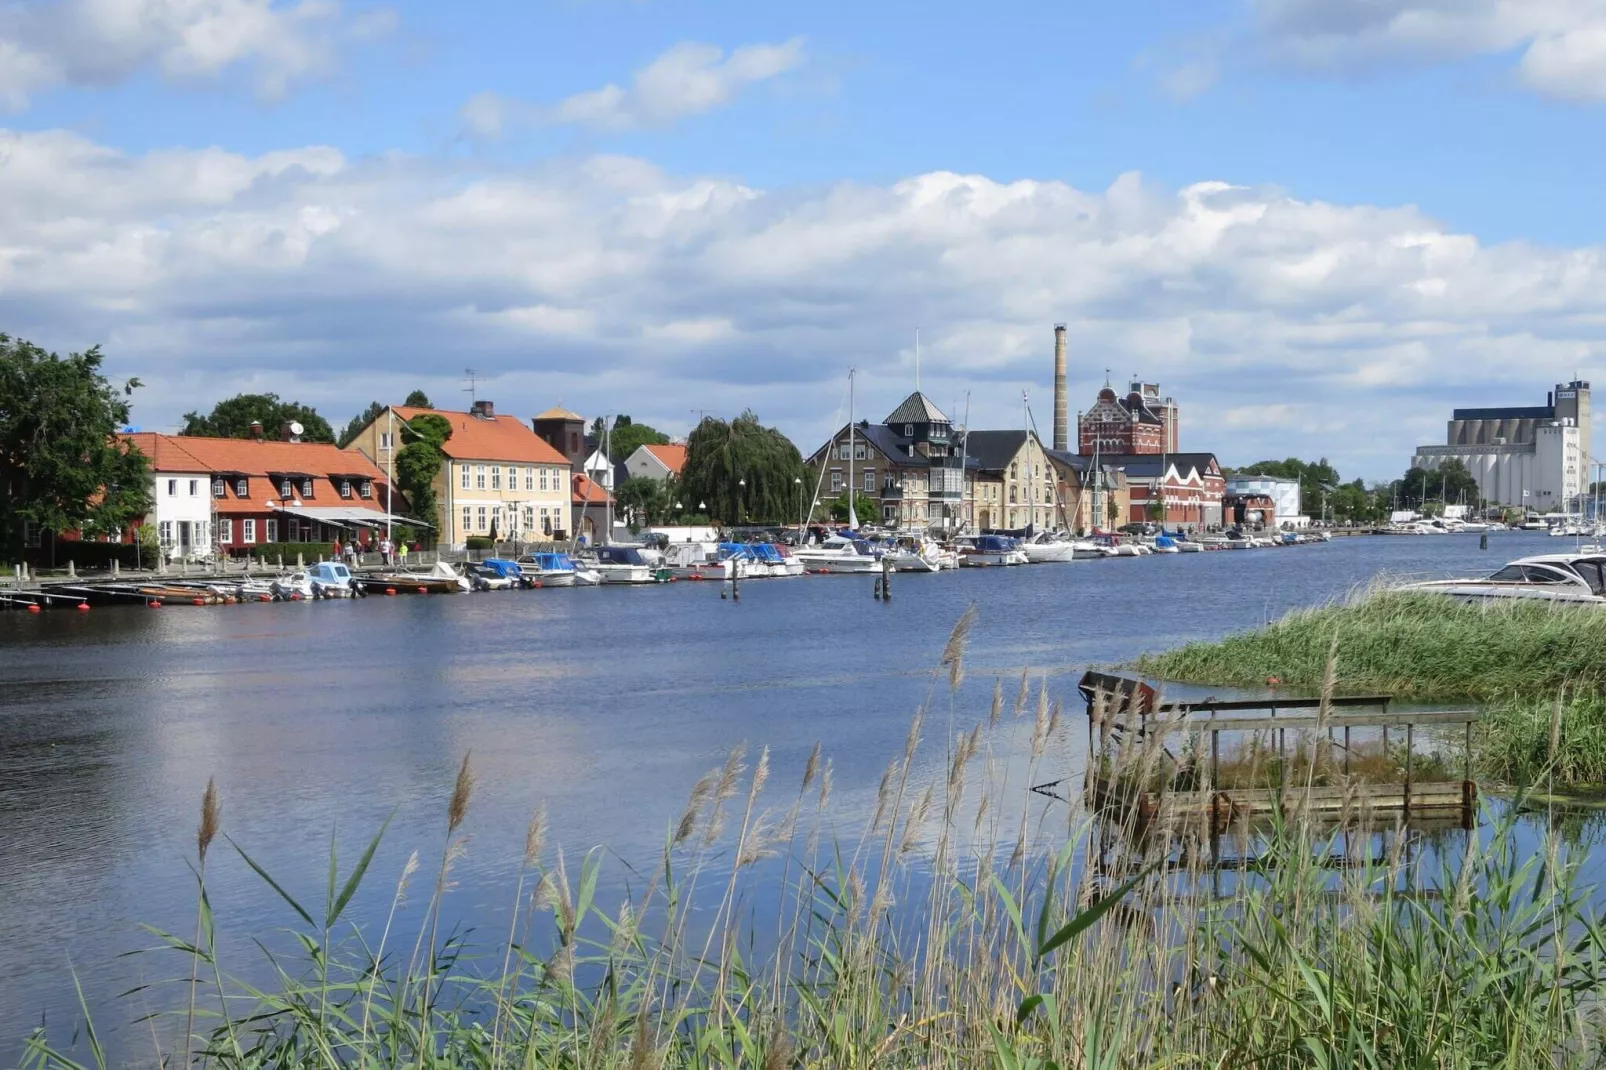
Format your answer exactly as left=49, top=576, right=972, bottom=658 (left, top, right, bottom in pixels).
left=21, top=606, right=1606, bottom=1069
left=1136, top=590, right=1606, bottom=787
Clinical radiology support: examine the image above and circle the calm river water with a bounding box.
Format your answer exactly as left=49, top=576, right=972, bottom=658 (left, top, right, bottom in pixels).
left=0, top=532, right=1587, bottom=1055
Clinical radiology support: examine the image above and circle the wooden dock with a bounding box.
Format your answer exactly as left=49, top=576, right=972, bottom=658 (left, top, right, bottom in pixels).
left=1068, top=670, right=1480, bottom=832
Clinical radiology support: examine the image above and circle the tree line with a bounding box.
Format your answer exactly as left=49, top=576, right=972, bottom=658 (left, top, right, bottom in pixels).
left=1228, top=456, right=1486, bottom=524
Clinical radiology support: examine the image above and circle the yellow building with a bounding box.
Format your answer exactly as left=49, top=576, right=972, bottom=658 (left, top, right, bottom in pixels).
left=349, top=400, right=572, bottom=548
left=1046, top=451, right=1132, bottom=534
left=961, top=430, right=1060, bottom=531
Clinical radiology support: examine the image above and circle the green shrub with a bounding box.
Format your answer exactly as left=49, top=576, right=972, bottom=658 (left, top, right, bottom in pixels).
left=465, top=536, right=494, bottom=550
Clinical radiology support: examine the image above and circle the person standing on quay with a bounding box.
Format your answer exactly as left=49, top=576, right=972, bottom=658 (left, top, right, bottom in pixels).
left=380, top=537, right=392, bottom=566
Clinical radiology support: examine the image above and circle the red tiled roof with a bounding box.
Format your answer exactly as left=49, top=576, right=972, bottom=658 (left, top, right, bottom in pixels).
left=572, top=473, right=612, bottom=505
left=120, top=433, right=390, bottom=514
left=643, top=443, right=687, bottom=474
left=393, top=406, right=569, bottom=465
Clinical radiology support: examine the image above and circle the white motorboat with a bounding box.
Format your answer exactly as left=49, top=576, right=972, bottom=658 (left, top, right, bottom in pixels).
left=271, top=561, right=358, bottom=599
left=380, top=560, right=473, bottom=593
left=590, top=545, right=669, bottom=584
left=516, top=551, right=587, bottom=587
left=661, top=541, right=743, bottom=581
left=955, top=534, right=1028, bottom=566
left=1021, top=532, right=1081, bottom=563
left=884, top=534, right=951, bottom=571
left=794, top=535, right=883, bottom=573
left=1071, top=540, right=1116, bottom=559
left=1395, top=553, right=1606, bottom=605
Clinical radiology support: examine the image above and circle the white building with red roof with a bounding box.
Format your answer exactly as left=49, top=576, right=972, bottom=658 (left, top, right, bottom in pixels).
left=623, top=442, right=688, bottom=483
left=121, top=430, right=399, bottom=558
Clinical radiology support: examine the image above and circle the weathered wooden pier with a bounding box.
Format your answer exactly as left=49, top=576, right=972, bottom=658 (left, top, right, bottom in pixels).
left=1068, top=670, right=1480, bottom=832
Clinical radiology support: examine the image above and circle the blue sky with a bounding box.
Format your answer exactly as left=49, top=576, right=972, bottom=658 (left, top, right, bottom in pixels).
left=5, top=0, right=1606, bottom=478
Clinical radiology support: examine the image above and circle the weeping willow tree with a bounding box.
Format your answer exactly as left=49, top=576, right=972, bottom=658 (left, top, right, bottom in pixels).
left=680, top=411, right=807, bottom=525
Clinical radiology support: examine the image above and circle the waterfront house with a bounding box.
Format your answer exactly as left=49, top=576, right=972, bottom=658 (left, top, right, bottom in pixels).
left=1098, top=453, right=1226, bottom=528
left=1045, top=450, right=1133, bottom=534
left=348, top=400, right=572, bottom=548
left=122, top=431, right=399, bottom=555
left=571, top=473, right=614, bottom=543
left=804, top=391, right=967, bottom=531
left=623, top=443, right=688, bottom=483
left=960, top=430, right=1061, bottom=533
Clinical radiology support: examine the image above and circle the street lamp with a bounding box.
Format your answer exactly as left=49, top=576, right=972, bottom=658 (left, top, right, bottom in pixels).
left=737, top=478, right=747, bottom=527
left=794, top=476, right=803, bottom=531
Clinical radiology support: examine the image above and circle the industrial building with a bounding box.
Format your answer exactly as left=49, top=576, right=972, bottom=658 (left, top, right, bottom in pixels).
left=1411, top=381, right=1590, bottom=512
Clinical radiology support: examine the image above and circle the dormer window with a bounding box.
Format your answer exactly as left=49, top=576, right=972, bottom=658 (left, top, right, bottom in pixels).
left=359, top=480, right=373, bottom=499
left=339, top=479, right=353, bottom=500
left=235, top=477, right=248, bottom=496
left=212, top=479, right=226, bottom=498
left=279, top=479, right=292, bottom=498
left=300, top=478, right=314, bottom=498
left=904, top=424, right=913, bottom=436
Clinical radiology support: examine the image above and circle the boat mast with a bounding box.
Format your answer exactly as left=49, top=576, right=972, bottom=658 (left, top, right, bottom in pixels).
left=847, top=370, right=858, bottom=529
left=961, top=390, right=972, bottom=534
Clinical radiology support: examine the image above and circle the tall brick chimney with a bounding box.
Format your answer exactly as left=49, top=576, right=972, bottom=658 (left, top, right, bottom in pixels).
left=1052, top=323, right=1068, bottom=453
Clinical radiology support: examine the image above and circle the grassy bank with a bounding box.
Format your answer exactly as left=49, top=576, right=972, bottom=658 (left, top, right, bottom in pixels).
left=22, top=613, right=1606, bottom=1069
left=1136, top=591, right=1606, bottom=786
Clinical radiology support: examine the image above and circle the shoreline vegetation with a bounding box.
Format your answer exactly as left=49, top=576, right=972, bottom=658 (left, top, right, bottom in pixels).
left=1135, top=590, right=1606, bottom=790
left=22, top=609, right=1606, bottom=1068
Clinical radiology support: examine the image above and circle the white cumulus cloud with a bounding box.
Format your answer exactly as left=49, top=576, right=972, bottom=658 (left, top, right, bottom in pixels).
left=460, top=37, right=806, bottom=138
left=1253, top=0, right=1606, bottom=101
left=3, top=127, right=1605, bottom=478
left=0, top=0, right=394, bottom=110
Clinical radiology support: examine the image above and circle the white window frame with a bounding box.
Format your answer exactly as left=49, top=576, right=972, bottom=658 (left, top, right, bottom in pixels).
left=839, top=444, right=851, bottom=461
left=830, top=469, right=842, bottom=492
left=265, top=518, right=278, bottom=542
left=299, top=478, right=314, bottom=499
left=167, top=479, right=177, bottom=496
left=280, top=479, right=293, bottom=498
left=491, top=466, right=501, bottom=490
left=380, top=430, right=394, bottom=451
left=219, top=519, right=233, bottom=544
left=235, top=477, right=248, bottom=497
left=524, top=468, right=534, bottom=491
left=477, top=506, right=487, bottom=531
left=863, top=469, right=875, bottom=493
left=476, top=465, right=486, bottom=490
left=188, top=479, right=198, bottom=496
left=158, top=520, right=173, bottom=546
left=212, top=479, right=226, bottom=498
left=460, top=464, right=470, bottom=490
left=359, top=480, right=372, bottom=499
left=339, top=479, right=353, bottom=499
left=242, top=519, right=256, bottom=544
left=462, top=506, right=472, bottom=534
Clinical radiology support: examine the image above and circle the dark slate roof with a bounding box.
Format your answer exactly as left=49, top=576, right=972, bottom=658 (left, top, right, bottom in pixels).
left=884, top=391, right=950, bottom=426
left=960, top=430, right=1028, bottom=472
left=854, top=422, right=916, bottom=462
left=1094, top=452, right=1220, bottom=479
left=1451, top=405, right=1553, bottom=421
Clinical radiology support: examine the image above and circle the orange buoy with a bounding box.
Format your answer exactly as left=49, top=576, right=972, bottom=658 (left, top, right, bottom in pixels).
left=533, top=580, right=542, bottom=588
left=417, top=586, right=427, bottom=594
left=1266, top=676, right=1281, bottom=686
left=290, top=592, right=303, bottom=601
left=27, top=604, right=41, bottom=614
left=192, top=597, right=205, bottom=606
left=258, top=593, right=272, bottom=602
left=148, top=600, right=161, bottom=608
left=385, top=587, right=397, bottom=596
left=76, top=602, right=90, bottom=612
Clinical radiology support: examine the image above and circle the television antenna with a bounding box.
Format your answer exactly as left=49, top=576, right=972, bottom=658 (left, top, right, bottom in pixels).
left=462, top=367, right=480, bottom=403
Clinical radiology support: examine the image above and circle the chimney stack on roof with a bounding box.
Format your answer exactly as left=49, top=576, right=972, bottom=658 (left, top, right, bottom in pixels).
left=471, top=399, right=495, bottom=420
left=248, top=420, right=265, bottom=441
left=1052, top=323, right=1068, bottom=452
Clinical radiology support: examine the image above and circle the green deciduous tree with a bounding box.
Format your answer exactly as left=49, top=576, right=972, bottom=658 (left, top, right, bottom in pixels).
left=680, top=412, right=807, bottom=525
left=615, top=476, right=672, bottom=528
left=181, top=393, right=335, bottom=443
left=607, top=420, right=671, bottom=464
left=339, top=401, right=384, bottom=447
left=1393, top=459, right=1480, bottom=513
left=0, top=334, right=153, bottom=556
left=394, top=413, right=453, bottom=540
left=828, top=491, right=878, bottom=525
